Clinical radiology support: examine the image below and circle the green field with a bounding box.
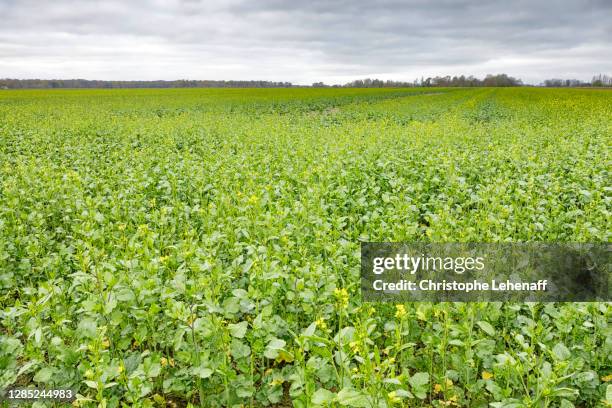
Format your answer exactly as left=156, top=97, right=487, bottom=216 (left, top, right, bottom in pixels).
left=0, top=88, right=610, bottom=407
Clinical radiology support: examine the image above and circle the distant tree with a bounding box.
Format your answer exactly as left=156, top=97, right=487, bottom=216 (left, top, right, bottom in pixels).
left=592, top=74, right=612, bottom=87
left=543, top=78, right=591, bottom=87
left=543, top=79, right=563, bottom=87
left=343, top=78, right=415, bottom=88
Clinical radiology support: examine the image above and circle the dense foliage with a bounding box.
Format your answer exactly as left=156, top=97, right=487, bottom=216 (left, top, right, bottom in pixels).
left=0, top=88, right=610, bottom=407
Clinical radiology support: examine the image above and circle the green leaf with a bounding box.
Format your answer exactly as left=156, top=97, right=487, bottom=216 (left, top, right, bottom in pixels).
left=33, top=327, right=42, bottom=344
left=77, top=318, right=97, bottom=339
left=221, top=297, right=241, bottom=317
left=394, top=389, right=413, bottom=398
left=145, top=362, right=161, bottom=378
left=103, top=294, right=117, bottom=314
left=311, top=388, right=335, bottom=405
left=486, top=381, right=503, bottom=400
left=333, top=326, right=355, bottom=343
left=605, top=384, right=612, bottom=403
left=336, top=388, right=370, bottom=407
left=409, top=372, right=429, bottom=399
left=230, top=339, right=251, bottom=359
left=552, top=343, right=570, bottom=361
left=409, top=372, right=429, bottom=388
left=264, top=337, right=286, bottom=359
left=550, top=388, right=578, bottom=398
left=302, top=322, right=317, bottom=337
left=228, top=321, right=248, bottom=338
left=276, top=348, right=294, bottom=363
left=33, top=367, right=54, bottom=383
left=574, top=370, right=598, bottom=384
left=115, top=288, right=135, bottom=302
left=477, top=321, right=496, bottom=336
left=193, top=366, right=213, bottom=379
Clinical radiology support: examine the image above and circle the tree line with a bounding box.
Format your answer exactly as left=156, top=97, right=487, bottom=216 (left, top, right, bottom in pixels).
left=341, top=74, right=611, bottom=88
left=591, top=74, right=612, bottom=87
left=340, top=74, right=523, bottom=88
left=0, top=79, right=293, bottom=89
left=1, top=74, right=610, bottom=89
left=542, top=74, right=612, bottom=87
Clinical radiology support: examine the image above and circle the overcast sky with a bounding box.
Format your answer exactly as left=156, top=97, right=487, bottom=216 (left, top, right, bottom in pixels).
left=1, top=0, right=610, bottom=85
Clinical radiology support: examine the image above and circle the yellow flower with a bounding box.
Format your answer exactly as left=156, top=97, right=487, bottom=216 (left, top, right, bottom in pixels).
left=602, top=374, right=612, bottom=382
left=334, top=288, right=349, bottom=308
left=160, top=357, right=176, bottom=368
left=388, top=391, right=401, bottom=403
left=315, top=317, right=327, bottom=329
left=395, top=304, right=407, bottom=319
left=434, top=379, right=454, bottom=393
left=482, top=371, right=494, bottom=380
left=248, top=194, right=258, bottom=204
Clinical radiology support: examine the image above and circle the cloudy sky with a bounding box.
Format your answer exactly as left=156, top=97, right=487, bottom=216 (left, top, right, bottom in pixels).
left=1, top=0, right=610, bottom=85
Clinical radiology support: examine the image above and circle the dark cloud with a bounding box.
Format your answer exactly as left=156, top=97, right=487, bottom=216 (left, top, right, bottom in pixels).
left=0, top=0, right=610, bottom=84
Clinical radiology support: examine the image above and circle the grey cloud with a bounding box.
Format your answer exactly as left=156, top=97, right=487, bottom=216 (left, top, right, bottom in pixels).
left=0, top=0, right=610, bottom=84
